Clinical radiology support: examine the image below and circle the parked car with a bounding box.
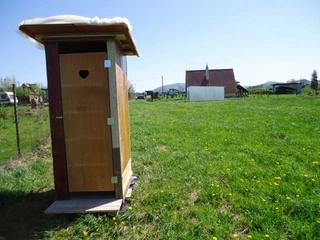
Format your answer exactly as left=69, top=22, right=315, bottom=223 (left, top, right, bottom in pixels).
left=137, top=93, right=144, bottom=99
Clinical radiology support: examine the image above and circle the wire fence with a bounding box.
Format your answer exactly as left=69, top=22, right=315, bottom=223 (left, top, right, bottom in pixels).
left=0, top=98, right=50, bottom=163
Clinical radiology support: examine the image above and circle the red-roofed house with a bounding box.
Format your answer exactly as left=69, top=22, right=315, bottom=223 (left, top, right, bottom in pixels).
left=186, top=65, right=238, bottom=100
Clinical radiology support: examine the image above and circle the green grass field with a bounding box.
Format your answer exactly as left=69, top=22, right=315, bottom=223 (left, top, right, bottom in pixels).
left=1, top=94, right=320, bottom=239
left=0, top=105, right=50, bottom=163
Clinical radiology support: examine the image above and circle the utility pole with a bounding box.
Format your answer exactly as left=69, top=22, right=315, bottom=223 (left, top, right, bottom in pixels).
left=161, top=76, right=164, bottom=94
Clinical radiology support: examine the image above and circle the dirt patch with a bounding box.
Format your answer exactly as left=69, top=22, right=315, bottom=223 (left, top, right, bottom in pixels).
left=189, top=190, right=199, bottom=205
left=157, top=145, right=168, bottom=151
left=233, top=225, right=249, bottom=237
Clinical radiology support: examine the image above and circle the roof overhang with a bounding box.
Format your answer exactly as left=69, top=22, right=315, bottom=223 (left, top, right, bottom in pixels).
left=19, top=16, right=140, bottom=57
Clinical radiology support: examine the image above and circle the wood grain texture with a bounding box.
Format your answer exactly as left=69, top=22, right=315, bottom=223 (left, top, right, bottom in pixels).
left=44, top=42, right=69, bottom=200
left=59, top=52, right=114, bottom=192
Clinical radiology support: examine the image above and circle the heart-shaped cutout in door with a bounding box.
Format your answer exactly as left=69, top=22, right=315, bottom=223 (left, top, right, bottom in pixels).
left=79, top=70, right=89, bottom=79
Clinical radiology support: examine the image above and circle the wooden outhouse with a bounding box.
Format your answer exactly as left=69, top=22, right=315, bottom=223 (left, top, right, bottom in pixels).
left=19, top=15, right=139, bottom=213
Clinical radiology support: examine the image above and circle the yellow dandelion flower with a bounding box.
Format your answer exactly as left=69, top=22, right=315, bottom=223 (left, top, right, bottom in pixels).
left=121, top=221, right=125, bottom=225
left=313, top=161, right=318, bottom=164
left=163, top=204, right=167, bottom=207
left=262, top=199, right=266, bottom=202
left=213, top=237, right=218, bottom=240
left=233, top=233, right=238, bottom=237
left=168, top=185, right=171, bottom=188
left=212, top=193, right=216, bottom=196
left=304, top=174, right=308, bottom=177
left=227, top=168, right=230, bottom=171
left=317, top=220, right=320, bottom=224
left=312, top=179, right=315, bottom=182
left=275, top=207, right=279, bottom=210
left=112, top=217, right=116, bottom=221
left=286, top=196, right=291, bottom=200
left=229, top=193, right=232, bottom=196
left=128, top=206, right=133, bottom=210
left=265, top=234, right=270, bottom=238
left=83, top=231, right=88, bottom=236
left=247, top=234, right=252, bottom=238
left=275, top=176, right=281, bottom=180
left=296, top=195, right=300, bottom=198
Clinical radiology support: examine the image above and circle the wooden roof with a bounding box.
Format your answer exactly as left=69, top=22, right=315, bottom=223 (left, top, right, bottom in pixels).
left=19, top=23, right=139, bottom=56
left=186, top=69, right=237, bottom=94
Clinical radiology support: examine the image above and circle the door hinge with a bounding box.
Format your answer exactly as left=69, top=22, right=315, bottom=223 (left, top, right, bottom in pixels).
left=108, top=118, right=114, bottom=125
left=111, top=176, right=118, bottom=184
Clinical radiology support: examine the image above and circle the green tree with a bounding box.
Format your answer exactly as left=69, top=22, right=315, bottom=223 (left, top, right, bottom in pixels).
left=286, top=79, right=297, bottom=83
left=311, top=69, right=318, bottom=93
left=16, top=86, right=29, bottom=99
left=0, top=76, right=16, bottom=91
left=127, top=80, right=135, bottom=94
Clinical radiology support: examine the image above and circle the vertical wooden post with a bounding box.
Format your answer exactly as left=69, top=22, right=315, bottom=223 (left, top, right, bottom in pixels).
left=12, top=84, right=21, bottom=157
left=106, top=39, right=123, bottom=199
left=44, top=42, right=69, bottom=200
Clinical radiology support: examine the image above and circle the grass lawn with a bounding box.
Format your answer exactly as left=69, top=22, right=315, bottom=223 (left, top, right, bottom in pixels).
left=0, top=105, right=50, bottom=163
left=0, top=94, right=320, bottom=239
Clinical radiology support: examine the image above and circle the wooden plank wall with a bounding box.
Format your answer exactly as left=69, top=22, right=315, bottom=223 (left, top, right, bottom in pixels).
left=114, top=43, right=131, bottom=175
left=107, top=40, right=132, bottom=199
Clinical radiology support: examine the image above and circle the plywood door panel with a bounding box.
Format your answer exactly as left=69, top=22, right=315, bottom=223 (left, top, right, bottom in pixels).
left=59, top=52, right=114, bottom=192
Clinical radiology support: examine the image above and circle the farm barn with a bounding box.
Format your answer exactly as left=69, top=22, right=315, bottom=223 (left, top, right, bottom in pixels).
left=272, top=83, right=302, bottom=94
left=185, top=65, right=238, bottom=101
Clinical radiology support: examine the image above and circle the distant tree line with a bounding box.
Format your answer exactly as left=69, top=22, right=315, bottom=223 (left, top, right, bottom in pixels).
left=0, top=76, right=44, bottom=103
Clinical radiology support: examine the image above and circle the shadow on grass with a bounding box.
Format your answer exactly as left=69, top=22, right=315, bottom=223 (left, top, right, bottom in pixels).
left=0, top=189, right=76, bottom=240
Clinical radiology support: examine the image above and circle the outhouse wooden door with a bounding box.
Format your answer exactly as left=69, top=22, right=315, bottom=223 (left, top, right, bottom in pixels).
left=59, top=52, right=114, bottom=192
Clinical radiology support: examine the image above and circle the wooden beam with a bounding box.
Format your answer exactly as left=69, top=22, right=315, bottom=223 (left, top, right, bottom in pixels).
left=35, top=32, right=126, bottom=42
left=106, top=39, right=124, bottom=200
left=44, top=42, right=69, bottom=200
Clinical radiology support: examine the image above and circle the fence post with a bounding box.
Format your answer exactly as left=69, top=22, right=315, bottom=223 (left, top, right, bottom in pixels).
left=12, top=84, right=21, bottom=157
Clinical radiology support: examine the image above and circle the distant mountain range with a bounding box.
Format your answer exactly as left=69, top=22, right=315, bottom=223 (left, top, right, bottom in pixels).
left=153, top=83, right=185, bottom=92
left=150, top=79, right=311, bottom=92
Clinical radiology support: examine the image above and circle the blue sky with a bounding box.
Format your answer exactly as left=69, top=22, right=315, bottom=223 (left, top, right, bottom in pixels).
left=0, top=0, right=319, bottom=92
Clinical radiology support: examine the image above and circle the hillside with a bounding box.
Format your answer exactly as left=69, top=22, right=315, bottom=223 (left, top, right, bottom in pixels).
left=153, top=83, right=185, bottom=92
left=151, top=79, right=311, bottom=92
